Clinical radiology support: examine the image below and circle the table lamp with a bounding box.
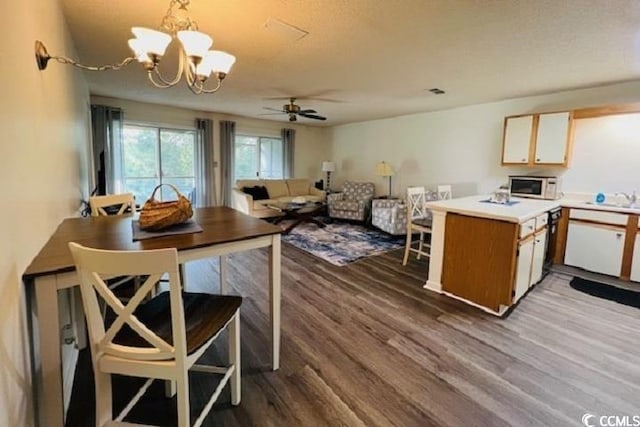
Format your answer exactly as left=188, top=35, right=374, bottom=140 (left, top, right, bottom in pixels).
left=375, top=161, right=394, bottom=198
left=322, top=161, right=336, bottom=192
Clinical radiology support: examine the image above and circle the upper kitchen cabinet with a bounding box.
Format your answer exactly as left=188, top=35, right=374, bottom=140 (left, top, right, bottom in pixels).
left=501, top=111, right=574, bottom=167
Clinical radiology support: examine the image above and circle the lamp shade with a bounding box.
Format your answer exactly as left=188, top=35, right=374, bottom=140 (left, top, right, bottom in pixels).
left=197, top=50, right=236, bottom=77
left=322, top=161, right=335, bottom=172
left=177, top=30, right=213, bottom=58
left=375, top=161, right=394, bottom=177
left=131, top=27, right=172, bottom=57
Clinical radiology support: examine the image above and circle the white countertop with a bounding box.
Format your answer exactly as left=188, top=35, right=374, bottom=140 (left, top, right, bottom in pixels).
left=427, top=196, right=560, bottom=223
left=427, top=195, right=640, bottom=223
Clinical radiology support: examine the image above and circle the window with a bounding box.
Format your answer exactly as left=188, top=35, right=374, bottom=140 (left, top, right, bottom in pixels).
left=121, top=124, right=197, bottom=203
left=234, top=135, right=283, bottom=181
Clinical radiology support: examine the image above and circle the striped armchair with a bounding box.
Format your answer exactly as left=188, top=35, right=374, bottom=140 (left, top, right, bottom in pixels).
left=327, top=181, right=375, bottom=222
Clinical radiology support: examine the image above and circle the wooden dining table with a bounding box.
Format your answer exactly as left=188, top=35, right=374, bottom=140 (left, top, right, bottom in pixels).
left=22, top=207, right=283, bottom=427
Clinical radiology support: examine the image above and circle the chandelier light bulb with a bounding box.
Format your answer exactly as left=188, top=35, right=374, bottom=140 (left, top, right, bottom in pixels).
left=127, top=39, right=152, bottom=64
left=197, top=50, right=236, bottom=77
left=177, top=30, right=213, bottom=58
left=131, top=27, right=172, bottom=57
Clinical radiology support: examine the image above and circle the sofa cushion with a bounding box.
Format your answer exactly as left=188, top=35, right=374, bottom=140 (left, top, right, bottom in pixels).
left=242, top=185, right=270, bottom=200
left=264, top=180, right=289, bottom=198
left=236, top=179, right=263, bottom=189
left=286, top=179, right=310, bottom=196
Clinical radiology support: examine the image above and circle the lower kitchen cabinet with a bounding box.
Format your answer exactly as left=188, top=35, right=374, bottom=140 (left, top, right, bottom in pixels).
left=631, top=235, right=640, bottom=282
left=530, top=229, right=548, bottom=286
left=513, top=238, right=534, bottom=302
left=565, top=222, right=625, bottom=277
left=513, top=229, right=547, bottom=303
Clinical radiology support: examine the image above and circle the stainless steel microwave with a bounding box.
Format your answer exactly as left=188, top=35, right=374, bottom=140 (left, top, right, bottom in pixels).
left=508, top=176, right=561, bottom=200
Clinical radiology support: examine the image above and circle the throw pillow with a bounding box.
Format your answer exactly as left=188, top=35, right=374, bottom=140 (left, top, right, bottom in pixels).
left=242, top=186, right=270, bottom=200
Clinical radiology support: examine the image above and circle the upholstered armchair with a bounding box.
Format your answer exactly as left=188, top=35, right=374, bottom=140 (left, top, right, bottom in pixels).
left=371, top=199, right=407, bottom=235
left=327, top=181, right=375, bottom=222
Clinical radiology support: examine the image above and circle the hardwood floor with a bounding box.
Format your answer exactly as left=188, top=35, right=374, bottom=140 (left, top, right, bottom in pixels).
left=66, top=243, right=640, bottom=426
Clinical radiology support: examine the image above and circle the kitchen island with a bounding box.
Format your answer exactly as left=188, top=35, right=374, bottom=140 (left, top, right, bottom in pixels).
left=425, top=195, right=559, bottom=316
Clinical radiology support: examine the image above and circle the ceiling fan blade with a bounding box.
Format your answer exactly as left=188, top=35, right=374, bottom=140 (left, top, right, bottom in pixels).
left=298, top=113, right=327, bottom=120
left=258, top=112, right=286, bottom=116
left=299, top=109, right=317, bottom=114
left=263, top=107, right=284, bottom=112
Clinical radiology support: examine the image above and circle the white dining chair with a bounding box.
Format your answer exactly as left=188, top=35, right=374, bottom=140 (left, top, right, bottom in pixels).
left=69, top=242, right=242, bottom=427
left=437, top=185, right=452, bottom=200
left=402, top=186, right=432, bottom=266
left=89, top=193, right=135, bottom=216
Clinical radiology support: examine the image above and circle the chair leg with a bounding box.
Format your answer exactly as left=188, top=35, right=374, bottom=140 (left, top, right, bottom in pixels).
left=94, top=369, right=112, bottom=427
left=229, top=312, right=241, bottom=405
left=402, top=228, right=412, bottom=266
left=176, top=369, right=190, bottom=427
left=417, top=232, right=424, bottom=260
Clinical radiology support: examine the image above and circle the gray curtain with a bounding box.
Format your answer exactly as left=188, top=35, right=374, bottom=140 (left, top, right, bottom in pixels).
left=90, top=105, right=123, bottom=194
left=219, top=120, right=236, bottom=206
left=282, top=128, right=295, bottom=178
left=195, top=118, right=215, bottom=207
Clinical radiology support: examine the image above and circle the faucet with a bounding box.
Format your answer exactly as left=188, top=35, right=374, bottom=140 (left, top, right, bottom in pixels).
left=615, top=191, right=637, bottom=208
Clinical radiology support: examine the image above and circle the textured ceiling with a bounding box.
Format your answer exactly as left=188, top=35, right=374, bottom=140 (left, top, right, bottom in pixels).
left=60, top=0, right=640, bottom=126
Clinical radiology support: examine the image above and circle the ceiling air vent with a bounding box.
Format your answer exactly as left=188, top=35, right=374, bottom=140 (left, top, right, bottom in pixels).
left=428, top=88, right=446, bottom=95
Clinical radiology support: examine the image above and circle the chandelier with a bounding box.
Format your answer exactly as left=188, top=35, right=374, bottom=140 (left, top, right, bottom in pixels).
left=35, top=0, right=236, bottom=94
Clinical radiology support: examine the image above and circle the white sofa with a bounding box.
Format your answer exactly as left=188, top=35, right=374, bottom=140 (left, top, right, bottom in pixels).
left=231, top=178, right=326, bottom=218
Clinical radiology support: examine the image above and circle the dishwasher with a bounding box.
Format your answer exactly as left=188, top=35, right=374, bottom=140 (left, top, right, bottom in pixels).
left=543, top=207, right=562, bottom=277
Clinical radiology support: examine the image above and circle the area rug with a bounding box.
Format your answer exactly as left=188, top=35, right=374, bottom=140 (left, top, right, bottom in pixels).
left=570, top=277, right=640, bottom=309
left=282, top=219, right=406, bottom=266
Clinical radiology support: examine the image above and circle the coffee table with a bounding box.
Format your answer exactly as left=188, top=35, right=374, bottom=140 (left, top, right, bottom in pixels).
left=268, top=201, right=327, bottom=234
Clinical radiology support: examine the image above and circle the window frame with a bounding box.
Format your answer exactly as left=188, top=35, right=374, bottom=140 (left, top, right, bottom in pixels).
left=233, top=133, right=284, bottom=181
left=119, top=122, right=198, bottom=203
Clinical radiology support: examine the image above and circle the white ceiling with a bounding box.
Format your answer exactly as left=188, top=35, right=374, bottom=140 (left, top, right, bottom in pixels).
left=60, top=0, right=640, bottom=126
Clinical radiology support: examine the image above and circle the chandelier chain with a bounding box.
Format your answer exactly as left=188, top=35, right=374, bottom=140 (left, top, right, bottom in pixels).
left=51, top=55, right=136, bottom=71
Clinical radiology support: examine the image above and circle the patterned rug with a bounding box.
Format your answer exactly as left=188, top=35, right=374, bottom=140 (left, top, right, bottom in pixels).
left=281, top=219, right=406, bottom=266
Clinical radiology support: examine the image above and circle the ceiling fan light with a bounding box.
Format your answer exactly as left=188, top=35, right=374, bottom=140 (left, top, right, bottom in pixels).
left=177, top=30, right=212, bottom=58
left=131, top=27, right=172, bottom=56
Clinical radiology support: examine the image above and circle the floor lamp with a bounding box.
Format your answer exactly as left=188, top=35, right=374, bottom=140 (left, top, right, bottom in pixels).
left=375, top=161, right=394, bottom=198
left=322, top=161, right=335, bottom=193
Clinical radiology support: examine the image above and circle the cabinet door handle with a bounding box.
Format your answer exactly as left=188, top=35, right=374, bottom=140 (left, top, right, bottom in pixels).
left=536, top=158, right=541, bottom=161
left=521, top=158, right=526, bottom=161
left=616, top=233, right=623, bottom=238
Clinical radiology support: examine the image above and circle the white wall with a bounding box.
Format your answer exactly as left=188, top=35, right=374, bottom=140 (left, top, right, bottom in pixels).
left=0, top=0, right=91, bottom=425
left=564, top=113, right=640, bottom=195
left=329, top=81, right=640, bottom=198
left=91, top=96, right=331, bottom=203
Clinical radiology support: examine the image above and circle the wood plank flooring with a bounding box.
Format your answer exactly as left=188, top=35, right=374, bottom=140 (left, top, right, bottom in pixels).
left=66, top=243, right=640, bottom=426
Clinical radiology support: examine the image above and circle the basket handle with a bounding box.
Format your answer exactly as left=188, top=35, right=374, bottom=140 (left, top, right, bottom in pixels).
left=148, top=183, right=183, bottom=202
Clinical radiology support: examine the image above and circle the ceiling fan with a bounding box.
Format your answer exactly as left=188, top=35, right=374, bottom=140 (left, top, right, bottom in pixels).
left=262, top=98, right=327, bottom=122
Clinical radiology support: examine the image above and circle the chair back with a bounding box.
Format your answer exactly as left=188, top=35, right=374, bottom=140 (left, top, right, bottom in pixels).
left=343, top=181, right=375, bottom=201
left=406, top=186, right=427, bottom=221
left=68, top=243, right=186, bottom=362
left=437, top=185, right=452, bottom=200
left=90, top=193, right=135, bottom=216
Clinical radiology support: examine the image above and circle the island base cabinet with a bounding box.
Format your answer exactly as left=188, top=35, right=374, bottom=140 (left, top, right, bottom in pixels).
left=565, top=222, right=625, bottom=277
left=442, top=214, right=518, bottom=312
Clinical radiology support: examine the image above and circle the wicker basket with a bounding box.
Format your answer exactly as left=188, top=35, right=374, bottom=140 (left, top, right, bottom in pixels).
left=139, top=184, right=193, bottom=231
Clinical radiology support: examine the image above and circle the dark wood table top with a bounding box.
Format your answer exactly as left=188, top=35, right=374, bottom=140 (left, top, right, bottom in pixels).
left=23, top=207, right=282, bottom=281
